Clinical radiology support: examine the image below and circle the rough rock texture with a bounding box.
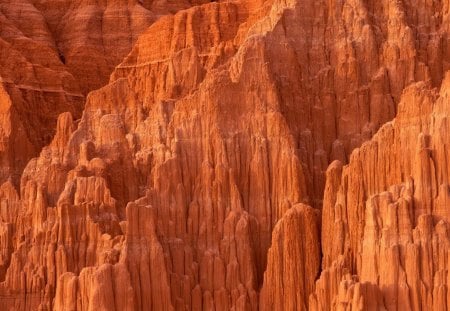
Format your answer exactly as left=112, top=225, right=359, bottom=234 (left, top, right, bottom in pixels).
left=0, top=0, right=206, bottom=185
left=260, top=204, right=321, bottom=311
left=1, top=0, right=450, bottom=310
left=311, top=73, right=450, bottom=310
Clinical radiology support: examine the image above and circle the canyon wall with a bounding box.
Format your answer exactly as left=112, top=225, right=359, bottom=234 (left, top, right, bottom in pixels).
left=0, top=0, right=449, bottom=310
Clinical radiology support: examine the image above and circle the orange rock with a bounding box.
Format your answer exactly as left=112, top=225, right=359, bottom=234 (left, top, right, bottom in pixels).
left=260, top=204, right=320, bottom=311
left=0, top=0, right=450, bottom=310
left=314, top=73, right=450, bottom=310
left=0, top=0, right=205, bottom=186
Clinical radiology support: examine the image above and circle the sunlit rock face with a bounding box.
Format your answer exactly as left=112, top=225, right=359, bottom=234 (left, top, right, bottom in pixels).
left=1, top=0, right=450, bottom=310
left=0, top=0, right=206, bottom=185
left=312, top=71, right=450, bottom=310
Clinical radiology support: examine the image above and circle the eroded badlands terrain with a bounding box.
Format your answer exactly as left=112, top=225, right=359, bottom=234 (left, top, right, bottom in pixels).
left=0, top=0, right=450, bottom=310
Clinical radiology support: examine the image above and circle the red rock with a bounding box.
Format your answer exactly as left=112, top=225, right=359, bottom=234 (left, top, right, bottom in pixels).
left=0, top=0, right=205, bottom=186
left=313, top=73, right=450, bottom=310
left=260, top=204, right=320, bottom=311
left=1, top=0, right=450, bottom=310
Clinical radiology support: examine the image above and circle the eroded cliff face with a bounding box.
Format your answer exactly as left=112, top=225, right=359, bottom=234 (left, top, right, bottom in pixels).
left=311, top=73, right=450, bottom=310
left=0, top=0, right=206, bottom=185
left=0, top=0, right=450, bottom=310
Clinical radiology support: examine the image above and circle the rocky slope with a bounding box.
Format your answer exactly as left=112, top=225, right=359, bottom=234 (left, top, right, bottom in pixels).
left=0, top=0, right=450, bottom=310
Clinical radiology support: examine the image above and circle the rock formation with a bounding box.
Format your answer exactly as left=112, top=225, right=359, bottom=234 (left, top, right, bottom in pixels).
left=0, top=0, right=205, bottom=185
left=311, top=73, right=450, bottom=310
left=260, top=204, right=320, bottom=311
left=0, top=0, right=450, bottom=310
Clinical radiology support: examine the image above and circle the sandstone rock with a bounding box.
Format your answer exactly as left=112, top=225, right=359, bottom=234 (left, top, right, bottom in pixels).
left=260, top=204, right=320, bottom=311
left=1, top=0, right=450, bottom=310
left=313, top=72, right=450, bottom=310
left=0, top=0, right=207, bottom=186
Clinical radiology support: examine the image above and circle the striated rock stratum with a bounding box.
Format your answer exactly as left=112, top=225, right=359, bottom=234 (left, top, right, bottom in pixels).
left=0, top=0, right=450, bottom=310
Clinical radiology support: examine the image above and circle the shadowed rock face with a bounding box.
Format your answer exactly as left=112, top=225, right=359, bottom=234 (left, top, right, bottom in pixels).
left=1, top=0, right=450, bottom=310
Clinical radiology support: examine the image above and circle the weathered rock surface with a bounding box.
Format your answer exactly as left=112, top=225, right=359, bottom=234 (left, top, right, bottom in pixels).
left=0, top=0, right=205, bottom=185
left=260, top=204, right=321, bottom=311
left=312, top=73, right=450, bottom=310
left=1, top=0, right=450, bottom=310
